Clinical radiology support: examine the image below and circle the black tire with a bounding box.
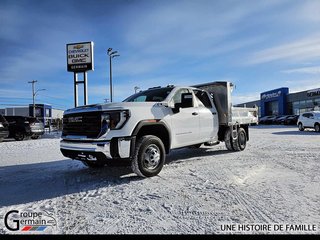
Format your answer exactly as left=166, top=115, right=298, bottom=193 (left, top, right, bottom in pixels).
left=14, top=132, right=25, bottom=141
left=82, top=161, right=105, bottom=168
left=232, top=128, right=247, bottom=151
left=298, top=122, right=304, bottom=131
left=131, top=135, right=165, bottom=178
left=315, top=123, right=320, bottom=132
left=224, top=128, right=234, bottom=151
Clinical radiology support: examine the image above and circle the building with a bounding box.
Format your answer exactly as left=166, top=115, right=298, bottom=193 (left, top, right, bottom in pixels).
left=235, top=87, right=320, bottom=117
left=0, top=104, right=64, bottom=126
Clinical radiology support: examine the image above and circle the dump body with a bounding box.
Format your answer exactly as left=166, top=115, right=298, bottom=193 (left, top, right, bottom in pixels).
left=193, top=81, right=258, bottom=126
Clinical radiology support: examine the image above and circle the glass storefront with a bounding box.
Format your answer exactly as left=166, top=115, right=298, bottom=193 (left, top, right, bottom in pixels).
left=266, top=101, right=278, bottom=115
left=291, top=100, right=318, bottom=115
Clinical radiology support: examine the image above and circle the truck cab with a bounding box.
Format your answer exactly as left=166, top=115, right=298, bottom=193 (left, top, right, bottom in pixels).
left=123, top=86, right=220, bottom=148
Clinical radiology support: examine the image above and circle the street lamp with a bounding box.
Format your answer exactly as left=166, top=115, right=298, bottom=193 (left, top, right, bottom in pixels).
left=28, top=80, right=46, bottom=117
left=134, top=86, right=140, bottom=93
left=107, top=48, right=120, bottom=102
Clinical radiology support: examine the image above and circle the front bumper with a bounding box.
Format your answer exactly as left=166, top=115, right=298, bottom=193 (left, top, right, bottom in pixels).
left=60, top=137, right=135, bottom=162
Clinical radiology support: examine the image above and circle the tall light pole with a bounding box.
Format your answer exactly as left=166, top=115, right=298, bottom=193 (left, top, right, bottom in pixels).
left=134, top=86, right=140, bottom=93
left=107, top=48, right=120, bottom=102
left=28, top=80, right=46, bottom=117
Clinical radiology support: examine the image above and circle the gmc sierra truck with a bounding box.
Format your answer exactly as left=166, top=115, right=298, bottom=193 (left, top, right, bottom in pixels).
left=60, top=82, right=258, bottom=177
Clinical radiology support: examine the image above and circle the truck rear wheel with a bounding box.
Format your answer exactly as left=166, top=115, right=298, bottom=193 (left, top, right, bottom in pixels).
left=224, top=128, right=234, bottom=151
left=131, top=135, right=165, bottom=178
left=225, top=127, right=247, bottom=151
left=232, top=128, right=247, bottom=151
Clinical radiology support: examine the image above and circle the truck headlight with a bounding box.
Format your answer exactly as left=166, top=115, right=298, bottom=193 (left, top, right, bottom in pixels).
left=0, top=123, right=3, bottom=128
left=98, top=110, right=130, bottom=137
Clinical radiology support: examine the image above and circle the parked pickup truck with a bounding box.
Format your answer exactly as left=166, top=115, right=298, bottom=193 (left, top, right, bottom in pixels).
left=60, top=81, right=258, bottom=177
left=5, top=116, right=45, bottom=141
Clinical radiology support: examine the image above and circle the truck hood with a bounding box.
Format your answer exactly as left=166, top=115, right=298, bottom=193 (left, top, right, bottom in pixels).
left=63, top=102, right=165, bottom=115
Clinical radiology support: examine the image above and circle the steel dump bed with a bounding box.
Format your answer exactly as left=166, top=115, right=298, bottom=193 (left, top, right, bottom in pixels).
left=193, top=81, right=258, bottom=126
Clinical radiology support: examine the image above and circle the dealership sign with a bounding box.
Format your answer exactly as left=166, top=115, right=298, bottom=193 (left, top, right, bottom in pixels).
left=66, top=42, right=94, bottom=72
left=307, top=88, right=320, bottom=97
left=261, top=90, right=282, bottom=100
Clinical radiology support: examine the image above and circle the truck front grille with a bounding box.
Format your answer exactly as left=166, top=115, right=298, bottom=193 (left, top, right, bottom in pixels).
left=62, top=112, right=101, bottom=138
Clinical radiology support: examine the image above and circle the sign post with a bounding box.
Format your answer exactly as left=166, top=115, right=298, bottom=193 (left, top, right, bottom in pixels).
left=66, top=42, right=94, bottom=107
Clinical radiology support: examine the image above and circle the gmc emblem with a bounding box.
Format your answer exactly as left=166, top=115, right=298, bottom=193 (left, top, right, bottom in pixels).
left=68, top=116, right=82, bottom=123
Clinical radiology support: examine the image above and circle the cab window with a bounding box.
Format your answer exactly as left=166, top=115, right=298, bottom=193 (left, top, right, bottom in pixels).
left=193, top=90, right=212, bottom=108
left=171, top=88, right=190, bottom=106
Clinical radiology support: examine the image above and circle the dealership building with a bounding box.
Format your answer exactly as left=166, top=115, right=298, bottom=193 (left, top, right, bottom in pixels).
left=235, top=87, right=320, bottom=117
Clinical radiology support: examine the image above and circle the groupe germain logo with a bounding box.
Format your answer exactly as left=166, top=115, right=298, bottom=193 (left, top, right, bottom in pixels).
left=73, top=44, right=84, bottom=50
left=3, top=209, right=56, bottom=232
left=261, top=90, right=282, bottom=100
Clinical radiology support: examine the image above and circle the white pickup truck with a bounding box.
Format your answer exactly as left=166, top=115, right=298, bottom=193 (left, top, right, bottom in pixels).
left=60, top=81, right=258, bottom=177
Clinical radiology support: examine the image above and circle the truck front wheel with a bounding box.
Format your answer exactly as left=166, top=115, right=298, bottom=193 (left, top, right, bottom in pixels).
left=131, top=135, right=165, bottom=177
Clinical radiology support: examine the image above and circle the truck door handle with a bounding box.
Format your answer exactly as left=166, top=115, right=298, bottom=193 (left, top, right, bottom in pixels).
left=192, top=112, right=198, bottom=116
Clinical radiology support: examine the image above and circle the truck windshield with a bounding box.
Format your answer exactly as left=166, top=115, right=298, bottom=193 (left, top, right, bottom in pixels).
left=123, top=87, right=174, bottom=102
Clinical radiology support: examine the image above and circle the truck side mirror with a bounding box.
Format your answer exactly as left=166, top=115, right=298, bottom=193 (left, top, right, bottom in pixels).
left=173, top=103, right=181, bottom=113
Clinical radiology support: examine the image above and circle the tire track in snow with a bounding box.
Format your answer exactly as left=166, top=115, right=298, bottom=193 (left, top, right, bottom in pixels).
left=185, top=168, right=277, bottom=224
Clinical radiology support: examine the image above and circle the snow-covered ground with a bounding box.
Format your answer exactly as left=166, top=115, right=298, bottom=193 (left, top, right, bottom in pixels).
left=0, top=126, right=319, bottom=234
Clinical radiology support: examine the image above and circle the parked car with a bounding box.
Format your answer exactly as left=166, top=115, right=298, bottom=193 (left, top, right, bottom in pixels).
left=269, top=115, right=286, bottom=124
left=0, top=114, right=9, bottom=142
left=258, top=115, right=275, bottom=124
left=273, top=115, right=289, bottom=124
left=5, top=116, right=45, bottom=141
left=297, top=111, right=320, bottom=132
left=282, top=115, right=299, bottom=125
left=263, top=115, right=282, bottom=125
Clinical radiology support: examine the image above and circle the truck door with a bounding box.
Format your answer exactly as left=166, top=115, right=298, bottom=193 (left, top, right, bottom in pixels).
left=193, top=90, right=218, bottom=141
left=170, top=89, right=200, bottom=148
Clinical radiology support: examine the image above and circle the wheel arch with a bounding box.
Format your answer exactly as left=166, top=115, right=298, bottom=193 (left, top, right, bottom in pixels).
left=132, top=120, right=171, bottom=154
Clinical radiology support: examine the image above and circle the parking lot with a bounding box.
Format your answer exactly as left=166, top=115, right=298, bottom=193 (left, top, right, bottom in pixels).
left=0, top=125, right=319, bottom=234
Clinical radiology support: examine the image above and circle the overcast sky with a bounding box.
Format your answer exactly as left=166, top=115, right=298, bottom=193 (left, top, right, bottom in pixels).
left=1, top=0, right=320, bottom=109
